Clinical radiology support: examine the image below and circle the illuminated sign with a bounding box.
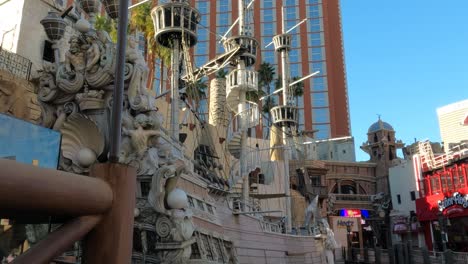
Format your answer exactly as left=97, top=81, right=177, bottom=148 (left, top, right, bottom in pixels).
left=340, top=209, right=361, bottom=217
left=339, top=209, right=369, bottom=218
left=336, top=220, right=355, bottom=229
left=438, top=192, right=468, bottom=212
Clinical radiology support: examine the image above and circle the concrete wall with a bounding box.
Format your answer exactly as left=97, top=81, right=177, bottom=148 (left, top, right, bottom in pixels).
left=389, top=160, right=418, bottom=214
left=1, top=0, right=79, bottom=76
left=0, top=0, right=25, bottom=52
left=302, top=136, right=356, bottom=162
left=389, top=160, right=426, bottom=248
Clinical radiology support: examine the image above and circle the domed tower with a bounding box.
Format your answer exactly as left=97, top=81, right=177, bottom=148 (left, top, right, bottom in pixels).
left=361, top=117, right=404, bottom=193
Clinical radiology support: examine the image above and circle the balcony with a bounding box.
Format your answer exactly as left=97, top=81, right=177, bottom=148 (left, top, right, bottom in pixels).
left=332, top=194, right=373, bottom=210
left=0, top=47, right=32, bottom=80
left=419, top=162, right=468, bottom=197
left=306, top=185, right=328, bottom=198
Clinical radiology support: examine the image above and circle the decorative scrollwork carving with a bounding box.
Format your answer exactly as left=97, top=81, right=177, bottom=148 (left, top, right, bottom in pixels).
left=155, top=216, right=173, bottom=239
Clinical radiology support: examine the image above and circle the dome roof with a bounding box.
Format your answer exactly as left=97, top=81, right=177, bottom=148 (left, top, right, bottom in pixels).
left=368, top=119, right=394, bottom=133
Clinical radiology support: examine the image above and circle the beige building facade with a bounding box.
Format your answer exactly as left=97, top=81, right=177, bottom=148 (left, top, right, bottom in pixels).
left=437, top=99, right=468, bottom=151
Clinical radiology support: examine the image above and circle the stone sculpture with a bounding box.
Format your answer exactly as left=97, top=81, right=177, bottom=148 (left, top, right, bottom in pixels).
left=304, top=195, right=338, bottom=264
left=37, top=19, right=195, bottom=262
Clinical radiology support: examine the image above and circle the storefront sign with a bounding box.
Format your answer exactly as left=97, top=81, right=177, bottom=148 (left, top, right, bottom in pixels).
left=340, top=209, right=361, bottom=217
left=438, top=192, right=468, bottom=212
left=339, top=209, right=370, bottom=218
left=336, top=219, right=355, bottom=229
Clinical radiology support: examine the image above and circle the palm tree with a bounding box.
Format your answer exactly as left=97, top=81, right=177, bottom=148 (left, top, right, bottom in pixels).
left=262, top=97, right=276, bottom=113
left=129, top=1, right=171, bottom=90
left=257, top=62, right=276, bottom=131
left=258, top=62, right=275, bottom=95
left=290, top=76, right=304, bottom=107
left=185, top=79, right=207, bottom=110
left=94, top=15, right=117, bottom=42
left=275, top=75, right=304, bottom=106
left=215, top=69, right=228, bottom=79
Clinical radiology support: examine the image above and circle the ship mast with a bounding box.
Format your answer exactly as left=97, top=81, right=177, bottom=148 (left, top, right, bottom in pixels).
left=151, top=0, right=200, bottom=142
left=222, top=0, right=259, bottom=211
left=269, top=6, right=297, bottom=234
left=237, top=0, right=249, bottom=211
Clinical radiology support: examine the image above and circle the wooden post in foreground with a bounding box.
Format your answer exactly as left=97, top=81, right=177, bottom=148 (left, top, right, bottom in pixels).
left=12, top=215, right=101, bottom=264
left=82, top=163, right=136, bottom=264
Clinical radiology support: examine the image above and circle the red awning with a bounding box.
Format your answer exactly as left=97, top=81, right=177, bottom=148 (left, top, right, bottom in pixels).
left=416, top=189, right=468, bottom=221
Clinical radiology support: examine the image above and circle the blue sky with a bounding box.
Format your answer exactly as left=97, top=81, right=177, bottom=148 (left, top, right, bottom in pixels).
left=340, top=0, right=468, bottom=161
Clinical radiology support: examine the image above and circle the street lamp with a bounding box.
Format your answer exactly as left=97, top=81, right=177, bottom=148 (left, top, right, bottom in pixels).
left=40, top=11, right=66, bottom=68
left=437, top=211, right=448, bottom=252
left=101, top=0, right=120, bottom=19
left=346, top=222, right=353, bottom=261
left=79, top=0, right=100, bottom=26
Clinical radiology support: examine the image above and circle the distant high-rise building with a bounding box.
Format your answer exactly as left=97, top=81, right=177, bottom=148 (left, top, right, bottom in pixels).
left=437, top=99, right=468, bottom=151
left=153, top=0, right=351, bottom=139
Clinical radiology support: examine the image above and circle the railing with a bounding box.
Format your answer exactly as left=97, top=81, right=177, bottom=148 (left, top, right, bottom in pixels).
left=307, top=185, right=328, bottom=197
left=334, top=194, right=372, bottom=202
left=343, top=247, right=468, bottom=264
left=0, top=47, right=32, bottom=80
left=229, top=146, right=282, bottom=188
left=270, top=105, right=298, bottom=125
left=416, top=141, right=468, bottom=172
left=226, top=69, right=258, bottom=90
left=227, top=102, right=259, bottom=141
left=418, top=162, right=468, bottom=197
left=260, top=221, right=283, bottom=234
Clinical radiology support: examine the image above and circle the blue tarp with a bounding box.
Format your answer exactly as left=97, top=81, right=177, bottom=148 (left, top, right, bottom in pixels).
left=0, top=114, right=61, bottom=169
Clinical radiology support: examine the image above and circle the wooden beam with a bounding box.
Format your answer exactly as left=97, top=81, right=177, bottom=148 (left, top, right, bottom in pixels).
left=233, top=210, right=282, bottom=215
left=82, top=163, right=136, bottom=264
left=0, top=159, right=113, bottom=218
left=249, top=193, right=286, bottom=199
left=12, top=215, right=101, bottom=264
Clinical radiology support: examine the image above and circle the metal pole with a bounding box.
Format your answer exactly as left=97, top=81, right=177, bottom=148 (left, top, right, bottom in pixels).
left=52, top=42, right=60, bottom=69
left=238, top=68, right=249, bottom=209
left=280, top=6, right=292, bottom=234
left=12, top=215, right=101, bottom=264
left=238, top=0, right=244, bottom=35
left=283, top=146, right=292, bottom=233
left=109, top=0, right=130, bottom=162
left=170, top=38, right=180, bottom=141
left=280, top=6, right=291, bottom=145
left=237, top=0, right=250, bottom=210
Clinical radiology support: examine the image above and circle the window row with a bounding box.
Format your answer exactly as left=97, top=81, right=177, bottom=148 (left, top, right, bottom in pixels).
left=190, top=232, right=236, bottom=262
left=188, top=195, right=215, bottom=215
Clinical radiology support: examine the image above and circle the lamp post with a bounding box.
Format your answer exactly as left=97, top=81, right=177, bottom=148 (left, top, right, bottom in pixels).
left=437, top=211, right=447, bottom=252
left=346, top=222, right=352, bottom=261
left=79, top=0, right=100, bottom=27
left=40, top=11, right=67, bottom=68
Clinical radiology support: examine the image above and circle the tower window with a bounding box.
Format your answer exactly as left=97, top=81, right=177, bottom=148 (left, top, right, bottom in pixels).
left=410, top=191, right=416, bottom=201
left=374, top=133, right=378, bottom=143
left=397, top=194, right=401, bottom=204
left=42, top=40, right=55, bottom=63
left=310, top=175, right=321, bottom=186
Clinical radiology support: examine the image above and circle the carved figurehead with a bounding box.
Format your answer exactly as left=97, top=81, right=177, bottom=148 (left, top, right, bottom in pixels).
left=147, top=159, right=196, bottom=263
